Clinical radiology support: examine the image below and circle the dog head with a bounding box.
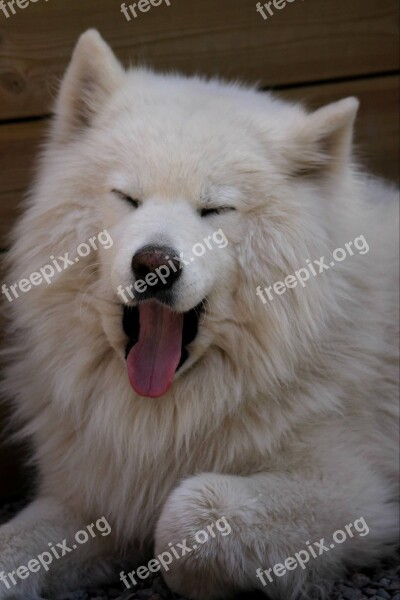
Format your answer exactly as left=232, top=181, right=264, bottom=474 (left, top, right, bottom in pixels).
left=9, top=31, right=359, bottom=402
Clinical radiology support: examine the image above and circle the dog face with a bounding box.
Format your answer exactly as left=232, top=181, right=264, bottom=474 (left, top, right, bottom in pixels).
left=38, top=30, right=358, bottom=399
left=74, top=95, right=262, bottom=397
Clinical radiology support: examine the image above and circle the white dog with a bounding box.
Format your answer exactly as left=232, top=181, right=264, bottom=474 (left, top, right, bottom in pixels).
left=0, top=29, right=398, bottom=600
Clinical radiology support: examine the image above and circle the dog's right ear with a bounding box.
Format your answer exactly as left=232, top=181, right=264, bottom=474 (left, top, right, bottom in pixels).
left=288, top=97, right=359, bottom=177
left=53, top=30, right=124, bottom=142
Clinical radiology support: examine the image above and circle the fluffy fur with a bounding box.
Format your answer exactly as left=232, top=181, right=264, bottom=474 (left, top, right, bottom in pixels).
left=0, top=29, right=398, bottom=600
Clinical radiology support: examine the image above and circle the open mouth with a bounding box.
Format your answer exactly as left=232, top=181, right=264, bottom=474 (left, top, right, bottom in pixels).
left=122, top=300, right=203, bottom=398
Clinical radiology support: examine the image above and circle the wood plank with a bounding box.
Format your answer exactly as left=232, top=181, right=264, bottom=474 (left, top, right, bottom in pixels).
left=0, top=118, right=45, bottom=249
left=0, top=75, right=398, bottom=248
left=0, top=0, right=398, bottom=121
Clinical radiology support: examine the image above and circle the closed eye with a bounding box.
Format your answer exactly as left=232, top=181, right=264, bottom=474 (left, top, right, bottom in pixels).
left=112, top=189, right=141, bottom=209
left=199, top=206, right=236, bottom=218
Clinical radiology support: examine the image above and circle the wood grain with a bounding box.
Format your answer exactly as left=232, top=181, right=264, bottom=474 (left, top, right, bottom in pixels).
left=0, top=0, right=399, bottom=120
left=0, top=118, right=45, bottom=249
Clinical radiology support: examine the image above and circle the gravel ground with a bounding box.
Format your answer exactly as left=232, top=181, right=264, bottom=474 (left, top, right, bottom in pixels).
left=1, top=500, right=398, bottom=600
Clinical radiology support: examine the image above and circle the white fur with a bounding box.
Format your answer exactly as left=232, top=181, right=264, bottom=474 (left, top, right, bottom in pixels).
left=0, top=30, right=398, bottom=600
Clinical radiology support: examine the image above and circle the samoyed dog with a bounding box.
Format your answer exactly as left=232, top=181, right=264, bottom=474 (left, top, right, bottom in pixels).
left=0, top=29, right=398, bottom=600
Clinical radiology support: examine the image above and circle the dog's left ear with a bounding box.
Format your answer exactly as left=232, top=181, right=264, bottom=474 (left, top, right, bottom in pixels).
left=290, top=97, right=359, bottom=176
left=53, top=29, right=124, bottom=142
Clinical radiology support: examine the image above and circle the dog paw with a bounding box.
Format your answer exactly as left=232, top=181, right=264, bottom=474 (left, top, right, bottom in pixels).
left=154, top=473, right=247, bottom=599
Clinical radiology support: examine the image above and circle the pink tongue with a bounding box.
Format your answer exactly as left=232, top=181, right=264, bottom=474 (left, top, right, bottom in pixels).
left=126, top=301, right=183, bottom=398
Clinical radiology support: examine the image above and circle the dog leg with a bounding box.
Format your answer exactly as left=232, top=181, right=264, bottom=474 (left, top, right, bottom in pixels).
left=155, top=469, right=398, bottom=599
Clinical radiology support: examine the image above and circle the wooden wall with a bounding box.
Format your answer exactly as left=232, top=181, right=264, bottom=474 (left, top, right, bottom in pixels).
left=0, top=0, right=399, bottom=497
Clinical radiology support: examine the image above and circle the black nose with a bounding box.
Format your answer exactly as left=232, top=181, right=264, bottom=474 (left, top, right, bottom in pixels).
left=131, top=245, right=181, bottom=292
